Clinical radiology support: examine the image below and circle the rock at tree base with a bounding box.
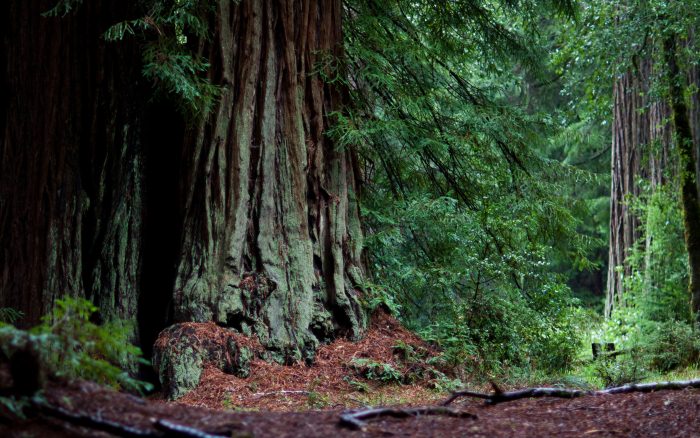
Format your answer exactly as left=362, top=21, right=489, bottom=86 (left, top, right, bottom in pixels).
left=152, top=322, right=252, bottom=400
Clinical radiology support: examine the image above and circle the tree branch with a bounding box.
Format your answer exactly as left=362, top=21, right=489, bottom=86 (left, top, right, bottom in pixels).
left=442, top=378, right=700, bottom=406
left=339, top=406, right=476, bottom=431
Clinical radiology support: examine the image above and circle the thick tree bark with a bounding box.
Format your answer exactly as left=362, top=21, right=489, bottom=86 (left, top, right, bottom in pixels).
left=605, top=58, right=676, bottom=317
left=0, top=0, right=366, bottom=364
left=0, top=0, right=144, bottom=329
left=173, top=0, right=366, bottom=362
left=605, top=66, right=650, bottom=317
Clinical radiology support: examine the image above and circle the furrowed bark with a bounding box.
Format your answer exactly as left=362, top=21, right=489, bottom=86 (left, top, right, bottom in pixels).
left=605, top=65, right=650, bottom=317
left=0, top=0, right=144, bottom=331
left=173, top=0, right=366, bottom=362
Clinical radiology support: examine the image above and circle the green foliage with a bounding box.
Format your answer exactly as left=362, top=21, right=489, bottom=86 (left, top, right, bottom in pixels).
left=642, top=320, right=700, bottom=372
left=343, top=376, right=371, bottom=392
left=102, top=0, right=220, bottom=116
left=306, top=391, right=331, bottom=409
left=338, top=0, right=589, bottom=378
left=0, top=308, right=23, bottom=325
left=42, top=0, right=84, bottom=17
left=349, top=358, right=403, bottom=383
left=625, top=184, right=690, bottom=322
left=141, top=42, right=219, bottom=114
left=590, top=351, right=648, bottom=388
left=0, top=298, right=151, bottom=420
left=0, top=394, right=31, bottom=421
left=31, top=298, right=150, bottom=392
left=30, top=297, right=152, bottom=394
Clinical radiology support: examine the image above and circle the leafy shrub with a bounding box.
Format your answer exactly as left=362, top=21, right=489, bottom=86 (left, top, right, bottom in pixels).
left=590, top=350, right=647, bottom=388
left=0, top=308, right=23, bottom=324
left=349, top=358, right=403, bottom=383
left=0, top=298, right=151, bottom=394
left=637, top=320, right=700, bottom=372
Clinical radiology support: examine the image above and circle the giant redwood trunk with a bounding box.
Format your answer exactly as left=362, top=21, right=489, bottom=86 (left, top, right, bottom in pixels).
left=173, top=0, right=366, bottom=362
left=1, top=0, right=366, bottom=365
left=0, top=0, right=144, bottom=330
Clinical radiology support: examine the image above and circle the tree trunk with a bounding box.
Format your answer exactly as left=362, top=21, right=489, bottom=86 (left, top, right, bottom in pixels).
left=605, top=65, right=650, bottom=317
left=172, top=0, right=366, bottom=363
left=0, top=0, right=144, bottom=330
left=663, top=35, right=700, bottom=320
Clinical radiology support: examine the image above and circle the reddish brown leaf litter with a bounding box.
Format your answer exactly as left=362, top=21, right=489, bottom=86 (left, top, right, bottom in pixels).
left=172, top=311, right=447, bottom=411
left=5, top=312, right=700, bottom=437
left=3, top=379, right=700, bottom=437
left=153, top=321, right=263, bottom=353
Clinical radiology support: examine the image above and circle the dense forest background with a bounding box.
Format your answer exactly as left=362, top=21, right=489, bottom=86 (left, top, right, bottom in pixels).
left=2, top=0, right=700, bottom=397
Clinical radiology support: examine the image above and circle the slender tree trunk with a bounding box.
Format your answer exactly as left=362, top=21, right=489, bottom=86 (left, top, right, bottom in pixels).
left=172, top=0, right=366, bottom=362
left=0, top=0, right=144, bottom=329
left=663, top=35, right=700, bottom=320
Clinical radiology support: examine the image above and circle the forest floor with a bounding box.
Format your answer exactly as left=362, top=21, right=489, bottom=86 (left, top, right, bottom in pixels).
left=3, top=312, right=700, bottom=437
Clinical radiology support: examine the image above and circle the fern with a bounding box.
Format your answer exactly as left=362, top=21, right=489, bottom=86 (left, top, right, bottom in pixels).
left=0, top=308, right=23, bottom=325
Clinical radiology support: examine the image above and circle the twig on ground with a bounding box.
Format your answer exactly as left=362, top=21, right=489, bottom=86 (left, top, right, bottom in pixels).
left=442, top=378, right=700, bottom=406
left=339, top=406, right=476, bottom=431
left=251, top=390, right=310, bottom=399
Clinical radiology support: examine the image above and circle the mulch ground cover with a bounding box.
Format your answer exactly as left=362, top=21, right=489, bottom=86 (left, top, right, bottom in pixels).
left=3, top=312, right=699, bottom=437
left=3, top=379, right=700, bottom=437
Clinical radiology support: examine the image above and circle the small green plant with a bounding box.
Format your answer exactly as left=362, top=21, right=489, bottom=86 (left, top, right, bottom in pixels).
left=590, top=350, right=647, bottom=388
left=0, top=298, right=151, bottom=420
left=306, top=391, right=331, bottom=409
left=2, top=298, right=150, bottom=394
left=349, top=358, right=403, bottom=383
left=28, top=297, right=152, bottom=394
left=221, top=393, right=235, bottom=410
left=343, top=376, right=370, bottom=392
left=429, top=374, right=463, bottom=392
left=0, top=308, right=23, bottom=325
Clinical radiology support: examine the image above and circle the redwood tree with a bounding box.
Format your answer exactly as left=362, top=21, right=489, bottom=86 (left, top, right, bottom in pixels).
left=0, top=0, right=366, bottom=362
left=172, top=0, right=365, bottom=361
left=0, top=0, right=145, bottom=328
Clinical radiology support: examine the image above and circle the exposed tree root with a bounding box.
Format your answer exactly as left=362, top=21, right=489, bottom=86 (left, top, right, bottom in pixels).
left=339, top=406, right=477, bottom=431
left=442, top=378, right=700, bottom=406
left=36, top=401, right=156, bottom=437
left=154, top=419, right=231, bottom=438
left=35, top=400, right=230, bottom=438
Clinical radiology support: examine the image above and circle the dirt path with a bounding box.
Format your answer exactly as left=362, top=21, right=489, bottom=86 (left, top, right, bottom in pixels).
left=4, top=381, right=699, bottom=437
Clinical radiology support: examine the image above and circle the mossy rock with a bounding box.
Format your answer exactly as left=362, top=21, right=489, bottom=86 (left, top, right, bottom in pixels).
left=152, top=323, right=251, bottom=400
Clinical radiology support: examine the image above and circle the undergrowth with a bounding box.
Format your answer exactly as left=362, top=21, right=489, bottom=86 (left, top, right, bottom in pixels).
left=0, top=298, right=151, bottom=419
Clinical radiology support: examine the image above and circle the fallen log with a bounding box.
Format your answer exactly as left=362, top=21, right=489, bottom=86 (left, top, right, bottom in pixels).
left=339, top=406, right=476, bottom=431
left=442, top=378, right=700, bottom=406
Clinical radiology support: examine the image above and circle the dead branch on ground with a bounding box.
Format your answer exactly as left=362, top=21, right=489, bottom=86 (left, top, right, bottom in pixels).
left=339, top=406, right=476, bottom=431
left=442, top=378, right=700, bottom=406
left=251, top=390, right=310, bottom=398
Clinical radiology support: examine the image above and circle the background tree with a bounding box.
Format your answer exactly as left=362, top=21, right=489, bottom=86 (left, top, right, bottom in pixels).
left=0, top=0, right=145, bottom=332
